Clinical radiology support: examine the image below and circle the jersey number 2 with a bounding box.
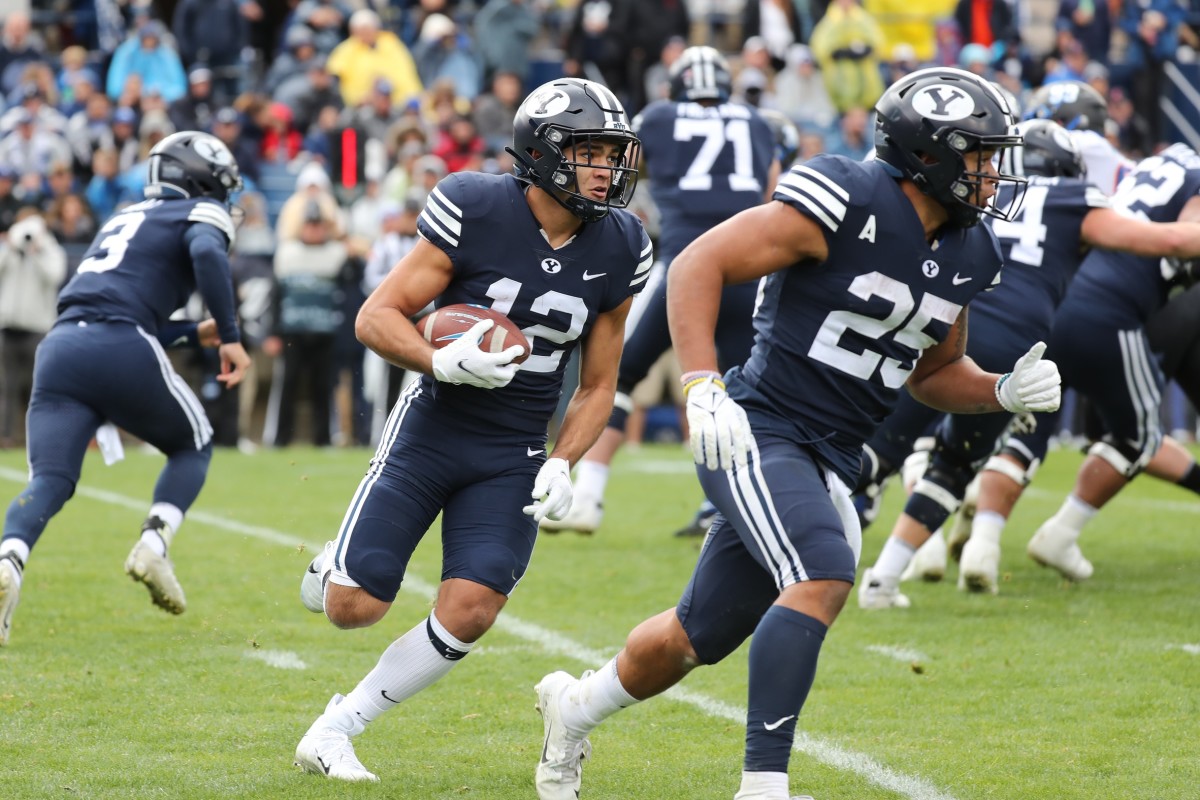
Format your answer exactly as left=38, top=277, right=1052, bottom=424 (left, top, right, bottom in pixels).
left=808, top=272, right=961, bottom=388
left=486, top=278, right=587, bottom=374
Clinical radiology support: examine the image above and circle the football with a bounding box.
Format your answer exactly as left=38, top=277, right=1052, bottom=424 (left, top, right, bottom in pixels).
left=416, top=304, right=530, bottom=364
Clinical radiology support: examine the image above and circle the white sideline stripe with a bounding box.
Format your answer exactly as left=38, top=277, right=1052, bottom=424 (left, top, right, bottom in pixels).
left=1166, top=644, right=1200, bottom=656
left=0, top=465, right=957, bottom=800
left=866, top=644, right=930, bottom=663
left=246, top=648, right=308, bottom=670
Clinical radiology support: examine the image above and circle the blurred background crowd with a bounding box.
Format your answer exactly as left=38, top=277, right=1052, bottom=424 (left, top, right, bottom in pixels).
left=1, top=0, right=1199, bottom=453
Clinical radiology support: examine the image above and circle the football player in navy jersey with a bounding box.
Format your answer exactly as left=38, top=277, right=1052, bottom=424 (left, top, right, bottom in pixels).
left=293, top=78, right=652, bottom=782
left=533, top=68, right=1059, bottom=800
left=0, top=131, right=250, bottom=647
left=854, top=122, right=1200, bottom=605
left=540, top=46, right=778, bottom=536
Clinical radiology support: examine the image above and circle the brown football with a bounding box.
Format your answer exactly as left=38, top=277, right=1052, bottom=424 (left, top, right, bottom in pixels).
left=415, top=304, right=531, bottom=365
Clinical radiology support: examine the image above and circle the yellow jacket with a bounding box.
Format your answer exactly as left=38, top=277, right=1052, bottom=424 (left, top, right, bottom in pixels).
left=327, top=31, right=424, bottom=107
left=809, top=3, right=887, bottom=113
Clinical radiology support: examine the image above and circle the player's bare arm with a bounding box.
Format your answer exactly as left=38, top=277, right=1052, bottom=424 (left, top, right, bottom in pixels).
left=1082, top=200, right=1200, bottom=258
left=668, top=201, right=827, bottom=372
left=354, top=237, right=454, bottom=373
left=906, top=308, right=999, bottom=413
left=551, top=296, right=633, bottom=466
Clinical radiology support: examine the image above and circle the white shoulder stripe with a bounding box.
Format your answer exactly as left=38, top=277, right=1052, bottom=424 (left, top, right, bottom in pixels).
left=431, top=186, right=462, bottom=218
left=424, top=195, right=463, bottom=239
left=775, top=185, right=839, bottom=232
left=795, top=166, right=850, bottom=202
left=419, top=209, right=458, bottom=248
left=780, top=173, right=849, bottom=222
left=188, top=204, right=236, bottom=240
left=1085, top=186, right=1111, bottom=208
left=640, top=241, right=653, bottom=258
left=630, top=270, right=651, bottom=287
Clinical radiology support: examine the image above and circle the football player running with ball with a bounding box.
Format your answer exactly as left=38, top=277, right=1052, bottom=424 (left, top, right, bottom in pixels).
left=533, top=68, right=1060, bottom=800
left=293, top=78, right=652, bottom=782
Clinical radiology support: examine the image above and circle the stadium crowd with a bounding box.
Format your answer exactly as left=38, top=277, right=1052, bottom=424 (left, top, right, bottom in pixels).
left=1, top=0, right=1199, bottom=452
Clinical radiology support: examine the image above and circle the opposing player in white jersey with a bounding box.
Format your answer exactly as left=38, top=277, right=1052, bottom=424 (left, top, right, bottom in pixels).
left=533, top=68, right=1058, bottom=800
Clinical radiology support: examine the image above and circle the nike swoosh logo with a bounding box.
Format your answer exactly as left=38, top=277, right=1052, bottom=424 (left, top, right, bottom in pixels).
left=380, top=689, right=402, bottom=704
left=763, top=714, right=795, bottom=731
left=582, top=271, right=606, bottom=281
left=951, top=273, right=972, bottom=285
left=528, top=447, right=543, bottom=457
left=316, top=755, right=332, bottom=775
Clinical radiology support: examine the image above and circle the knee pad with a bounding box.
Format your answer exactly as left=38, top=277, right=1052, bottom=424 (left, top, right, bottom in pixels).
left=1089, top=437, right=1150, bottom=478
left=982, top=451, right=1041, bottom=487
left=606, top=392, right=635, bottom=433
left=901, top=436, right=936, bottom=492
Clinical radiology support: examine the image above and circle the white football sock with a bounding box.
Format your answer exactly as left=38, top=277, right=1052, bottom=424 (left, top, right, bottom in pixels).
left=339, top=612, right=474, bottom=726
left=0, top=537, right=30, bottom=567
left=733, top=770, right=789, bottom=799
left=142, top=503, right=183, bottom=555
left=559, top=656, right=637, bottom=736
left=971, top=510, right=1007, bottom=545
left=872, top=537, right=917, bottom=580
left=1053, top=494, right=1097, bottom=531
left=573, top=461, right=609, bottom=504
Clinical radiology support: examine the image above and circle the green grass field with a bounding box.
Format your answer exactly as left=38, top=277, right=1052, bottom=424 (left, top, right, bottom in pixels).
left=0, top=442, right=1196, bottom=800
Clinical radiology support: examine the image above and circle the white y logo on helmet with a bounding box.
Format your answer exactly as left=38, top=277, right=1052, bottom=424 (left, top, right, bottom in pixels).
left=194, top=136, right=233, bottom=165
left=911, top=85, right=976, bottom=121
left=525, top=89, right=570, bottom=118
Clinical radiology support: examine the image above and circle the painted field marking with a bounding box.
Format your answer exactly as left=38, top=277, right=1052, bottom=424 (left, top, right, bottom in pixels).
left=246, top=648, right=308, bottom=670
left=866, top=644, right=930, bottom=663
left=1166, top=644, right=1200, bottom=656
left=0, top=465, right=958, bottom=800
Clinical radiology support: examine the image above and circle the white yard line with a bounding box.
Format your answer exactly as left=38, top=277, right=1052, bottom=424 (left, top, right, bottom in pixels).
left=0, top=465, right=958, bottom=800
left=865, top=645, right=930, bottom=664
left=1166, top=644, right=1200, bottom=656
left=246, top=648, right=308, bottom=670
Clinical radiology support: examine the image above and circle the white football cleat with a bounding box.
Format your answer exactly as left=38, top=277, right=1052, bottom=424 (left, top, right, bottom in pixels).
left=538, top=497, right=603, bottom=535
left=958, top=534, right=1001, bottom=594
left=858, top=568, right=911, bottom=610
left=900, top=529, right=946, bottom=583
left=295, top=694, right=378, bottom=782
left=535, top=671, right=592, bottom=800
left=300, top=541, right=334, bottom=613
left=125, top=531, right=185, bottom=615
left=1027, top=519, right=1093, bottom=581
left=0, top=553, right=23, bottom=647
left=946, top=475, right=980, bottom=562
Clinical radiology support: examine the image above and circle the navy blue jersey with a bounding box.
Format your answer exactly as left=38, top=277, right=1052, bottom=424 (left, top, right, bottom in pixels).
left=730, top=156, right=1003, bottom=484
left=417, top=172, right=652, bottom=435
left=974, top=176, right=1109, bottom=336
left=1068, top=144, right=1200, bottom=323
left=57, top=197, right=237, bottom=334
left=633, top=100, right=774, bottom=260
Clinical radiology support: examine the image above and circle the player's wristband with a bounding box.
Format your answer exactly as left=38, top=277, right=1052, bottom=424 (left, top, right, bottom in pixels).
left=682, top=373, right=726, bottom=397
left=680, top=370, right=723, bottom=387
left=994, top=373, right=1011, bottom=409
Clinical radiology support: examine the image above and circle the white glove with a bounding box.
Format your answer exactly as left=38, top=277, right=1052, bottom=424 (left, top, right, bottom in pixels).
left=996, top=342, right=1061, bottom=413
left=431, top=318, right=524, bottom=389
left=686, top=377, right=752, bottom=471
left=523, top=457, right=573, bottom=522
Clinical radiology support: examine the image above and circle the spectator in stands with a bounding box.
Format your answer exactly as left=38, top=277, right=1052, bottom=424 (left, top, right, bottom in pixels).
left=39, top=161, right=77, bottom=213
left=106, top=20, right=187, bottom=103
left=277, top=161, right=345, bottom=242
left=1108, top=85, right=1154, bottom=159
left=472, top=70, right=522, bottom=154
left=643, top=35, right=687, bottom=104
left=741, top=35, right=775, bottom=75
left=1116, top=0, right=1183, bottom=146
left=171, top=0, right=250, bottom=104
left=347, top=78, right=403, bottom=144
left=227, top=190, right=276, bottom=451
left=473, top=0, right=540, bottom=84
left=775, top=43, right=837, bottom=132
left=168, top=66, right=216, bottom=134
left=84, top=148, right=121, bottom=222
left=0, top=166, right=20, bottom=232
left=563, top=0, right=632, bottom=102
left=326, top=9, right=423, bottom=108
left=44, top=192, right=96, bottom=276
left=407, top=152, right=448, bottom=206
left=0, top=110, right=72, bottom=177
left=293, top=0, right=352, bottom=56
left=113, top=109, right=174, bottom=202
left=824, top=104, right=872, bottom=160
left=263, top=199, right=348, bottom=448
left=1, top=83, right=67, bottom=135
left=866, top=0, right=943, bottom=64
left=953, top=0, right=1016, bottom=50
left=432, top=113, right=485, bottom=174
left=56, top=45, right=99, bottom=113
left=278, top=55, right=343, bottom=136
left=110, top=106, right=141, bottom=173
left=1044, top=38, right=1089, bottom=83
left=733, top=66, right=773, bottom=109
left=261, top=102, right=304, bottom=166
left=211, top=107, right=261, bottom=186
left=0, top=11, right=44, bottom=97
left=0, top=210, right=66, bottom=449
left=958, top=41, right=994, bottom=78
left=623, top=0, right=690, bottom=111
left=264, top=26, right=318, bottom=96
left=742, top=0, right=804, bottom=73
left=413, top=13, right=482, bottom=103
left=810, top=0, right=886, bottom=114
left=1057, top=0, right=1113, bottom=64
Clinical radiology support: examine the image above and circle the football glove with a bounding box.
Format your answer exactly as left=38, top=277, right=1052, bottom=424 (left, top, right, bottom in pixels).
left=996, top=342, right=1061, bottom=413
left=523, top=457, right=573, bottom=522
left=686, top=376, right=753, bottom=471
left=431, top=318, right=524, bottom=389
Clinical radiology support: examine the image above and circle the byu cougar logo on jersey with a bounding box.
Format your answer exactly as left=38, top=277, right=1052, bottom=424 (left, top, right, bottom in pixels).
left=911, top=85, right=975, bottom=121
left=541, top=257, right=562, bottom=274
left=922, top=259, right=940, bottom=278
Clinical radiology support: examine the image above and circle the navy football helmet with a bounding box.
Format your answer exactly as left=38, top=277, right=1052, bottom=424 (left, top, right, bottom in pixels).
left=1014, top=119, right=1086, bottom=179
left=509, top=78, right=641, bottom=223
left=875, top=67, right=1026, bottom=228
left=145, top=131, right=243, bottom=203
left=758, top=108, right=801, bottom=170
left=1024, top=80, right=1107, bottom=135
left=668, top=46, right=733, bottom=103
